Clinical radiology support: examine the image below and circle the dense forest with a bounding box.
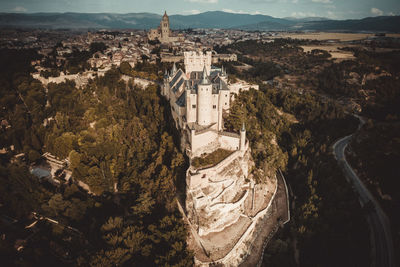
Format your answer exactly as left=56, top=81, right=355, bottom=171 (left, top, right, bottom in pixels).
left=220, top=38, right=400, bottom=267
left=225, top=88, right=369, bottom=267
left=2, top=35, right=397, bottom=267
left=347, top=121, right=400, bottom=260
left=0, top=48, right=192, bottom=266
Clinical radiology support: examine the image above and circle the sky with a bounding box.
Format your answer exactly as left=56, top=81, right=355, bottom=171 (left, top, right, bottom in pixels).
left=0, top=0, right=399, bottom=20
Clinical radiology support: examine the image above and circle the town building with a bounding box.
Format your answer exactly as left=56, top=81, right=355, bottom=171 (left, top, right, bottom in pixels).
left=148, top=11, right=184, bottom=44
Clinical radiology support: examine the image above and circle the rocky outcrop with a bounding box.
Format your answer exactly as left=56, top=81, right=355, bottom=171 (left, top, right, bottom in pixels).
left=183, top=146, right=278, bottom=266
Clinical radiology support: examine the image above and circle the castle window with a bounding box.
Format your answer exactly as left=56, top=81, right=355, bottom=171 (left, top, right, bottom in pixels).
left=225, top=94, right=228, bottom=97
left=225, top=102, right=227, bottom=105
left=192, top=104, right=196, bottom=108
left=213, top=105, right=216, bottom=109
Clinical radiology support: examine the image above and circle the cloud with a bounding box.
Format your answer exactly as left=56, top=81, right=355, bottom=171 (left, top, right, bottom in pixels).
left=371, top=7, right=384, bottom=16
left=13, top=6, right=27, bottom=13
left=185, top=0, right=218, bottom=3
left=388, top=12, right=396, bottom=16
left=222, top=9, right=248, bottom=14
left=292, top=0, right=299, bottom=3
left=291, top=11, right=317, bottom=17
left=249, top=0, right=288, bottom=3
left=311, top=0, right=332, bottom=3
left=326, top=11, right=337, bottom=19
left=183, top=9, right=201, bottom=14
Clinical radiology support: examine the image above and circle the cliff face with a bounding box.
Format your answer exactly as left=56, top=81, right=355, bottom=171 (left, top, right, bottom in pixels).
left=184, top=147, right=278, bottom=266
left=186, top=148, right=253, bottom=236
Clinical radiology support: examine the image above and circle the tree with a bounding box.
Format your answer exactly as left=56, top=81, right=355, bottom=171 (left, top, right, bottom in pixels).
left=119, top=61, right=132, bottom=76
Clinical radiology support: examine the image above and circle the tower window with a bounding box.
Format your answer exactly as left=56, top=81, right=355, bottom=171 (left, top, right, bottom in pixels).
left=225, top=102, right=227, bottom=105
left=192, top=105, right=196, bottom=108
left=213, top=105, right=216, bottom=109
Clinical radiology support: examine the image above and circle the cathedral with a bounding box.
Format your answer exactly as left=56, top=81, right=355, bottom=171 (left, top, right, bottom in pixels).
left=148, top=11, right=184, bottom=44
left=162, top=51, right=246, bottom=159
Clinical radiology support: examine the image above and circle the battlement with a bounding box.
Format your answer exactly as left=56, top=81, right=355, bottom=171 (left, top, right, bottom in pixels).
left=184, top=51, right=212, bottom=76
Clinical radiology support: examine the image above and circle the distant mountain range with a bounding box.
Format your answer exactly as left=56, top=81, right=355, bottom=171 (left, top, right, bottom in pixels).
left=0, top=11, right=399, bottom=32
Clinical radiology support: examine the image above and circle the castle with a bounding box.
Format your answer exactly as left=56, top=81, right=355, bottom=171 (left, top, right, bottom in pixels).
left=162, top=51, right=246, bottom=160
left=163, top=51, right=279, bottom=266
left=148, top=11, right=184, bottom=44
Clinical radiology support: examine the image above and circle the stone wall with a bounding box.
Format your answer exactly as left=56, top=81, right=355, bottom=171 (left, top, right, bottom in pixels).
left=191, top=130, right=219, bottom=159
left=229, top=79, right=260, bottom=96
left=219, top=133, right=240, bottom=151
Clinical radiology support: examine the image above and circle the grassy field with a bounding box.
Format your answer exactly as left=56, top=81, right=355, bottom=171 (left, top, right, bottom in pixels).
left=300, top=44, right=356, bottom=59
left=274, top=32, right=400, bottom=41
left=192, top=149, right=234, bottom=169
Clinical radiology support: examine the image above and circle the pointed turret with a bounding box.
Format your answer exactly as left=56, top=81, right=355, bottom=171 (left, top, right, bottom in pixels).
left=200, top=65, right=210, bottom=85
left=171, top=63, right=177, bottom=75
left=164, top=69, right=169, bottom=78
left=163, top=11, right=168, bottom=18
left=240, top=122, right=246, bottom=151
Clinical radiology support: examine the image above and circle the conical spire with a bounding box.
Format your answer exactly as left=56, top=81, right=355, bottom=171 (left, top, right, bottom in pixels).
left=171, top=63, right=177, bottom=75
left=200, top=65, right=209, bottom=85
left=163, top=11, right=168, bottom=17
left=241, top=122, right=246, bottom=132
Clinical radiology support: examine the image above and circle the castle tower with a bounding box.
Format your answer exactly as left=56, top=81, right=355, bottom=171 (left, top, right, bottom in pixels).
left=184, top=51, right=212, bottom=76
left=240, top=123, right=246, bottom=151
left=161, top=11, right=170, bottom=41
left=197, top=66, right=212, bottom=126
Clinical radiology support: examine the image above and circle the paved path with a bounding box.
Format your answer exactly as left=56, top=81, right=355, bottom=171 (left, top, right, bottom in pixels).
left=333, top=116, right=394, bottom=267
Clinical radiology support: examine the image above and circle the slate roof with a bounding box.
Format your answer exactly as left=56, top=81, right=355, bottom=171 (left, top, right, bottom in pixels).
left=176, top=91, right=186, bottom=107
left=169, top=69, right=184, bottom=88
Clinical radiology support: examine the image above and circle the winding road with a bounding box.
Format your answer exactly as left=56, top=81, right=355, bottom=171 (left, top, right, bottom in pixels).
left=333, top=116, right=394, bottom=267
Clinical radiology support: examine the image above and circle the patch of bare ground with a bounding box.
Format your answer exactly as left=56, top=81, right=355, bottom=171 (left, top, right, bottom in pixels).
left=274, top=32, right=400, bottom=42
left=199, top=216, right=252, bottom=261
left=231, top=189, right=247, bottom=203
left=275, top=107, right=299, bottom=124
left=250, top=183, right=274, bottom=217
left=301, top=44, right=357, bottom=60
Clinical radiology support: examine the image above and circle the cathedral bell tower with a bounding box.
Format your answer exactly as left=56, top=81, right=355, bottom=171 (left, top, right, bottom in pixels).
left=161, top=11, right=170, bottom=41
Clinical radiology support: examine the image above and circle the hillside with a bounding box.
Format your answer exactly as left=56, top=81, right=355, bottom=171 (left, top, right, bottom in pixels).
left=0, top=11, right=399, bottom=32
